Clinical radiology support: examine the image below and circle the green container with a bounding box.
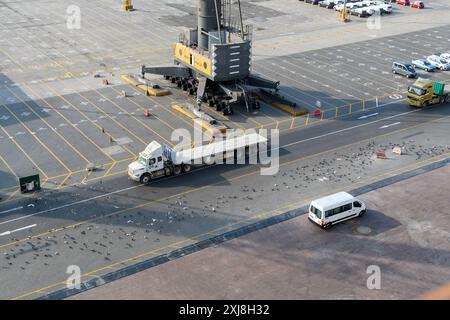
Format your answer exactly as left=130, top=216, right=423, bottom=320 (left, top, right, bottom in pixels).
left=19, top=174, right=41, bottom=193
left=433, top=82, right=445, bottom=95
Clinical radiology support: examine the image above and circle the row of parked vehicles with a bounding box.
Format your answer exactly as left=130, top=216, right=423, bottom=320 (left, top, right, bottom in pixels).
left=300, top=0, right=393, bottom=17
left=392, top=53, right=450, bottom=78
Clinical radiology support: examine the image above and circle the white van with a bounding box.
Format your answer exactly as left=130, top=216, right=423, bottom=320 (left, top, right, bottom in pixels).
left=308, top=192, right=366, bottom=229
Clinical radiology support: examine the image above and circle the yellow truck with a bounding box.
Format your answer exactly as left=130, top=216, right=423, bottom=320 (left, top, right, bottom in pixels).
left=406, top=78, right=450, bottom=107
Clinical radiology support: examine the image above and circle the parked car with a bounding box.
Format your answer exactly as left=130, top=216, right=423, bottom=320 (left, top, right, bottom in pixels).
left=392, top=62, right=417, bottom=78
left=335, top=2, right=359, bottom=11
left=319, top=0, right=337, bottom=8
left=412, top=59, right=436, bottom=72
left=438, top=52, right=450, bottom=60
left=351, top=6, right=373, bottom=17
left=312, top=0, right=322, bottom=5
left=378, top=3, right=393, bottom=13
left=427, top=55, right=450, bottom=70
left=397, top=0, right=410, bottom=5
left=411, top=1, right=424, bottom=8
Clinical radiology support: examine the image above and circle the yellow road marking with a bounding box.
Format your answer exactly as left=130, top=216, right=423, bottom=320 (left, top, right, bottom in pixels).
left=103, top=162, right=116, bottom=177
left=57, top=173, right=72, bottom=189
left=0, top=154, right=18, bottom=178
left=1, top=103, right=72, bottom=174
left=24, top=81, right=116, bottom=162
left=5, top=86, right=91, bottom=165
left=0, top=125, right=48, bottom=179
left=5, top=188, right=20, bottom=202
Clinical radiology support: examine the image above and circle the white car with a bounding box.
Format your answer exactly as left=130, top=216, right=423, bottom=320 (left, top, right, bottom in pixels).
left=438, top=52, right=450, bottom=60
left=427, top=55, right=450, bottom=70
left=365, top=3, right=392, bottom=14
left=335, top=2, right=359, bottom=11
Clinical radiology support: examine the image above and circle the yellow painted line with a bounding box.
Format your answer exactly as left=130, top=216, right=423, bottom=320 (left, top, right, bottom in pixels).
left=120, top=75, right=170, bottom=96
left=109, top=85, right=177, bottom=131
left=57, top=173, right=72, bottom=189
left=119, top=80, right=207, bottom=136
left=0, top=154, right=18, bottom=178
left=1, top=103, right=72, bottom=174
left=0, top=125, right=48, bottom=179
left=27, top=81, right=116, bottom=161
left=0, top=157, right=134, bottom=206
left=40, top=81, right=124, bottom=161
left=104, top=162, right=116, bottom=177
left=86, top=169, right=128, bottom=183
left=64, top=72, right=172, bottom=148
left=5, top=188, right=20, bottom=202
left=5, top=86, right=92, bottom=165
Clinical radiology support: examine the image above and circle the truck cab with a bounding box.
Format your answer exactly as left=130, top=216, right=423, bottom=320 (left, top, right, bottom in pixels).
left=406, top=78, right=449, bottom=107
left=128, top=141, right=167, bottom=183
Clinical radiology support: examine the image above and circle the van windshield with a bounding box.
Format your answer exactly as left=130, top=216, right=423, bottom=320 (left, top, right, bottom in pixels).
left=310, top=205, right=322, bottom=219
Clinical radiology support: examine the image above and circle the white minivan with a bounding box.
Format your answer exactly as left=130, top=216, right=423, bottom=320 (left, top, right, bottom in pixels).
left=308, top=192, right=366, bottom=229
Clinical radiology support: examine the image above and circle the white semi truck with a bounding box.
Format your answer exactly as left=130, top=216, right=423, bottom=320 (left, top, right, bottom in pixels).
left=128, top=133, right=268, bottom=183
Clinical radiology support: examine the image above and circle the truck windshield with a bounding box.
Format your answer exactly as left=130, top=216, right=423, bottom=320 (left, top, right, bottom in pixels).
left=137, top=156, right=147, bottom=166
left=408, top=86, right=426, bottom=96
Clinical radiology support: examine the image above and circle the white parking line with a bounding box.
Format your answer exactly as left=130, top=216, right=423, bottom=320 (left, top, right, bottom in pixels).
left=0, top=206, right=24, bottom=215
left=380, top=122, right=401, bottom=129
left=0, top=224, right=37, bottom=236
left=358, top=113, right=379, bottom=120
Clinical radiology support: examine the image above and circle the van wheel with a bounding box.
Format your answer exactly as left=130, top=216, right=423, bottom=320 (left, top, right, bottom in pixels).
left=182, top=164, right=191, bottom=172
left=322, top=223, right=332, bottom=230
left=173, top=166, right=182, bottom=175
left=140, top=173, right=151, bottom=184
left=359, top=209, right=366, bottom=217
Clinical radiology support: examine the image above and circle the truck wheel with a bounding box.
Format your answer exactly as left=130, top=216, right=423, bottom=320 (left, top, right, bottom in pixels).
left=164, top=167, right=172, bottom=176
left=445, top=95, right=450, bottom=103
left=422, top=101, right=429, bottom=108
left=173, top=166, right=182, bottom=175
left=182, top=164, right=191, bottom=172
left=140, top=173, right=151, bottom=184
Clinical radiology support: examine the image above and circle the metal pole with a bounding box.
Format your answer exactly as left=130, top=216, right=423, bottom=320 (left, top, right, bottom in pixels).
left=237, top=0, right=245, bottom=39
left=342, top=0, right=348, bottom=21
left=213, top=0, right=222, bottom=44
